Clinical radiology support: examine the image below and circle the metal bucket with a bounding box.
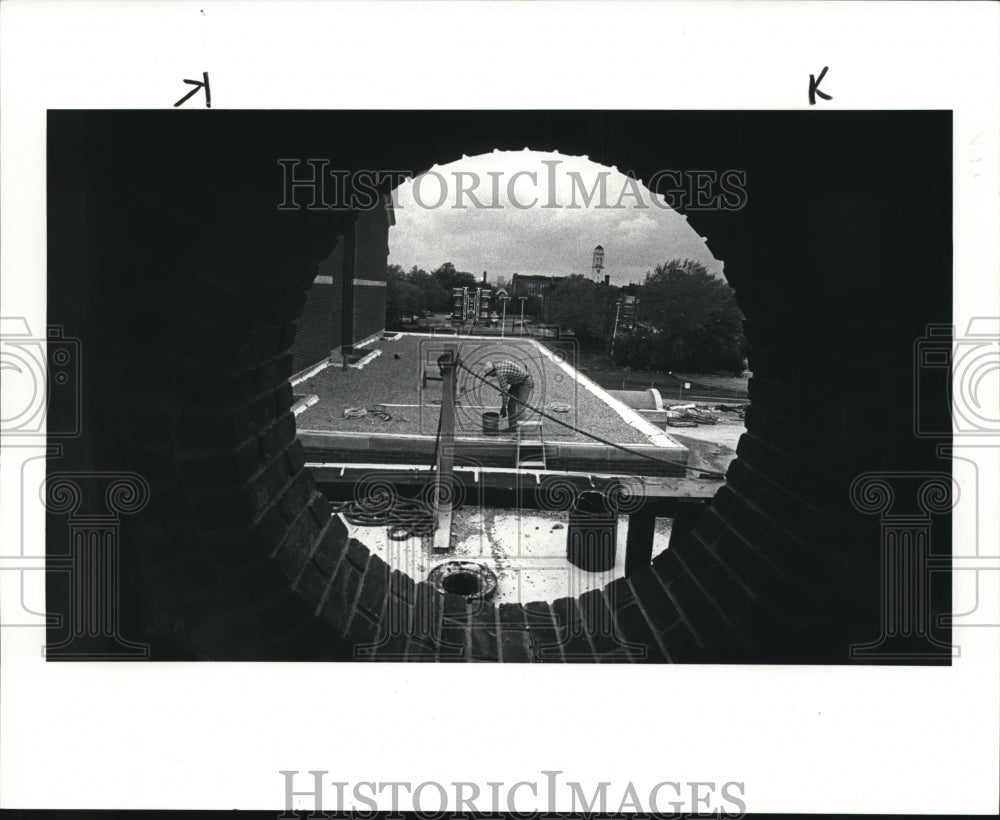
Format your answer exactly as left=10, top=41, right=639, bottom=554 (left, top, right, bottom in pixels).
left=566, top=490, right=618, bottom=572
left=482, top=411, right=500, bottom=435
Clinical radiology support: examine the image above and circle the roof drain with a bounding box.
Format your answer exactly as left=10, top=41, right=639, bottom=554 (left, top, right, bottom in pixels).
left=427, top=560, right=498, bottom=602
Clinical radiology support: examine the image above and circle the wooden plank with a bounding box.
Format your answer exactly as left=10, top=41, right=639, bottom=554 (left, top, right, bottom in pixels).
left=624, top=507, right=658, bottom=577
left=307, top=462, right=723, bottom=499
left=297, top=431, right=691, bottom=477
left=432, top=347, right=456, bottom=551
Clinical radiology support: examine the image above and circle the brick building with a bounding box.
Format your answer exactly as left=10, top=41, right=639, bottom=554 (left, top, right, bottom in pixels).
left=510, top=272, right=565, bottom=299
left=510, top=272, right=567, bottom=321
left=291, top=195, right=394, bottom=375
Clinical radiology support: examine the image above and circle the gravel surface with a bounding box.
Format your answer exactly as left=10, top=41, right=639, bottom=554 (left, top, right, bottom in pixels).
left=295, top=335, right=666, bottom=446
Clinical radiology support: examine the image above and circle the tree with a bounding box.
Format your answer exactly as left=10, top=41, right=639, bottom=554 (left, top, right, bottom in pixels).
left=385, top=261, right=489, bottom=325
left=407, top=265, right=450, bottom=313
left=385, top=265, right=422, bottom=328
left=549, top=275, right=617, bottom=347
left=617, top=259, right=746, bottom=373
left=431, top=262, right=477, bottom=295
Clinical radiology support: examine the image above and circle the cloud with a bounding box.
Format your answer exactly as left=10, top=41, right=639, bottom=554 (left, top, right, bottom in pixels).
left=388, top=150, right=724, bottom=285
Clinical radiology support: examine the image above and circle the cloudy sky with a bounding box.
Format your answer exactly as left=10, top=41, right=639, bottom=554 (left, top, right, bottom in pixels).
left=387, top=150, right=723, bottom=286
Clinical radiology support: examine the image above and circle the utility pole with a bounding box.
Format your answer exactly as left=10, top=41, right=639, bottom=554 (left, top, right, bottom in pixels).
left=519, top=296, right=527, bottom=336
left=500, top=295, right=510, bottom=338
left=609, top=301, right=622, bottom=358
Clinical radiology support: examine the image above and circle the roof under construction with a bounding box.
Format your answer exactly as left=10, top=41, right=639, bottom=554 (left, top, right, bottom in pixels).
left=294, top=333, right=689, bottom=477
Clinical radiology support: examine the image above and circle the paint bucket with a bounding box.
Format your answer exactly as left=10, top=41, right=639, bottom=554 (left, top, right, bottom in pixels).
left=566, top=491, right=618, bottom=572
left=482, top=411, right=500, bottom=435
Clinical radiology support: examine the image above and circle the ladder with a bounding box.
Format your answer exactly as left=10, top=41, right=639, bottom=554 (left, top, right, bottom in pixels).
left=516, top=419, right=546, bottom=469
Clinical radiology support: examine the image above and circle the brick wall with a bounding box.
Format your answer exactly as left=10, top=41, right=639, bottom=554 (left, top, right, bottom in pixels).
left=47, top=110, right=951, bottom=663
left=291, top=204, right=388, bottom=374
left=352, top=285, right=387, bottom=344
left=351, top=203, right=390, bottom=344
left=317, top=240, right=346, bottom=357
left=292, top=277, right=337, bottom=375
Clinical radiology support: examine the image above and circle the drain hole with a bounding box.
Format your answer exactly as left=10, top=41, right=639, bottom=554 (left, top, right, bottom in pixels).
left=441, top=571, right=482, bottom=596
left=428, top=560, right=498, bottom=600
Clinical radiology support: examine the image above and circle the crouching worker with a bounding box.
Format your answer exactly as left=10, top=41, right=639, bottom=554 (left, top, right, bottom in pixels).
left=483, top=360, right=534, bottom=432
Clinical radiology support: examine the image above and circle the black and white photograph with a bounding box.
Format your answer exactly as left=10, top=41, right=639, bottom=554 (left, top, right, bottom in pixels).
left=1, top=1, right=998, bottom=816
left=41, top=108, right=955, bottom=666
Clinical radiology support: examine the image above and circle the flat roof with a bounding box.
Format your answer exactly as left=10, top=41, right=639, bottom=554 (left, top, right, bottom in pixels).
left=295, top=333, right=688, bottom=476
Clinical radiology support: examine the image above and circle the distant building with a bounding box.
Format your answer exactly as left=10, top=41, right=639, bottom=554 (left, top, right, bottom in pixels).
left=617, top=293, right=639, bottom=331
left=510, top=273, right=566, bottom=299
left=509, top=273, right=567, bottom=323
left=451, top=284, right=494, bottom=324
left=592, top=245, right=605, bottom=282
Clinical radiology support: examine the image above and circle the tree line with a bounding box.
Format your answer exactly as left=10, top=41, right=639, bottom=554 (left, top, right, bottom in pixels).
left=385, top=262, right=478, bottom=327
left=549, top=259, right=747, bottom=374
left=384, top=257, right=747, bottom=374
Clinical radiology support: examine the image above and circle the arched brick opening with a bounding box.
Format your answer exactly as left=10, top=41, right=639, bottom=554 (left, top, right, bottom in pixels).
left=47, top=110, right=951, bottom=662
